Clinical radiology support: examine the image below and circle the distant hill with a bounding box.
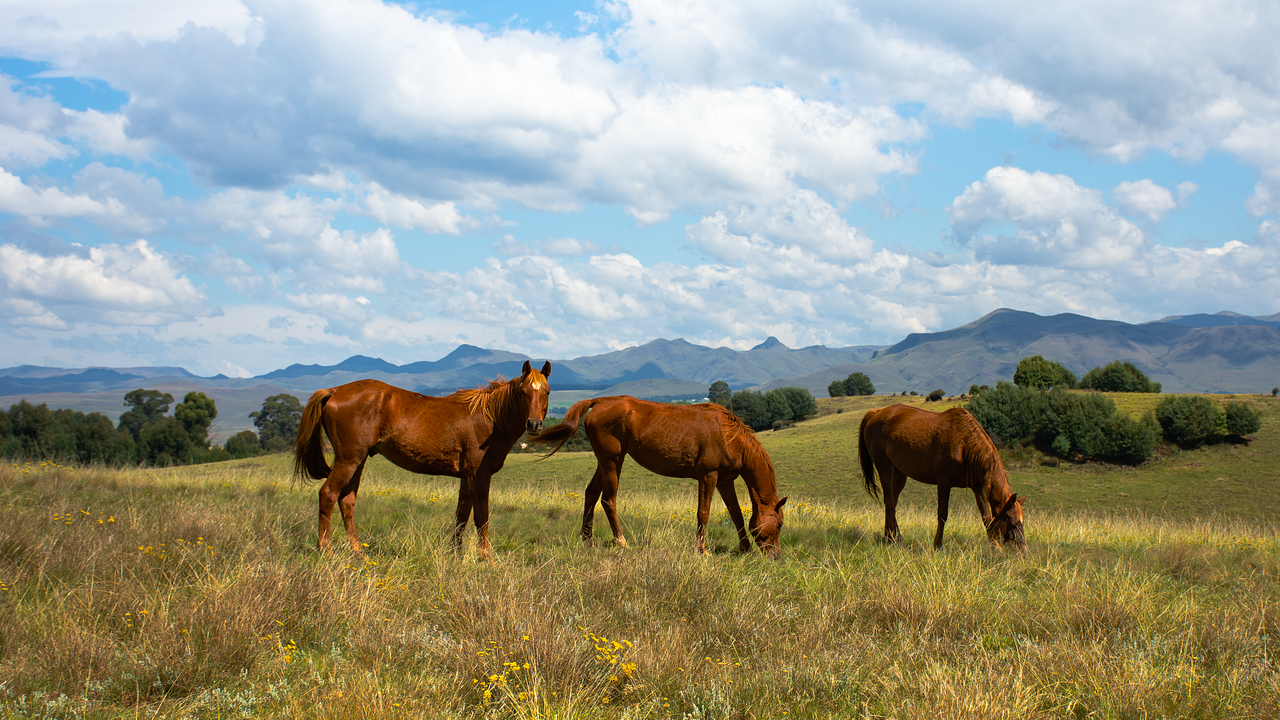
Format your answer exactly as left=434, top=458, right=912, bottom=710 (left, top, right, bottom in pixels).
left=4, top=309, right=1278, bottom=427
left=760, top=308, right=1280, bottom=396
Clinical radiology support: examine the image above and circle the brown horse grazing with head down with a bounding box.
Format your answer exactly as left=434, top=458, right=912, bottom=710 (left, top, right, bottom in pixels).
left=293, top=360, right=551, bottom=559
left=858, top=404, right=1026, bottom=553
left=530, top=396, right=787, bottom=558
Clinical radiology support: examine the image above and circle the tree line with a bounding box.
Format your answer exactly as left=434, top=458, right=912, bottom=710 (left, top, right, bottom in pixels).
left=0, top=390, right=304, bottom=466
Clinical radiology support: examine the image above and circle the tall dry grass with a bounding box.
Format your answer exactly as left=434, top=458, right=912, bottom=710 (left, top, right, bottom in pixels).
left=0, top=454, right=1276, bottom=719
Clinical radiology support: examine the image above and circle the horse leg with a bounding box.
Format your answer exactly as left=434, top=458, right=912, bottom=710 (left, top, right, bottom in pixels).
left=598, top=456, right=628, bottom=548
left=452, top=476, right=474, bottom=556
left=715, top=474, right=750, bottom=553
left=934, top=484, right=952, bottom=550
left=470, top=472, right=495, bottom=561
left=337, top=459, right=367, bottom=553
left=318, top=457, right=362, bottom=552
left=581, top=465, right=605, bottom=546
left=882, top=466, right=907, bottom=544
left=694, top=472, right=718, bottom=555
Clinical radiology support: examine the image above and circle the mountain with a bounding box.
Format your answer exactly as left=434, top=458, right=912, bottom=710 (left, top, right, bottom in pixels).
left=760, top=308, right=1280, bottom=396
left=1150, top=311, right=1280, bottom=330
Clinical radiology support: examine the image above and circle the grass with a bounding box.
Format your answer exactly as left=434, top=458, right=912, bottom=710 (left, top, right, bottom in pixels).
left=0, top=394, right=1277, bottom=718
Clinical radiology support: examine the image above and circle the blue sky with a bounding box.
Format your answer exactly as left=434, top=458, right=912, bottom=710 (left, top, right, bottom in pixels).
left=1, top=0, right=1278, bottom=377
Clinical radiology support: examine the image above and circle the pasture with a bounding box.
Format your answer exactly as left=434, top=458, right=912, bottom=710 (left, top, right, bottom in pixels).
left=1, top=394, right=1277, bottom=718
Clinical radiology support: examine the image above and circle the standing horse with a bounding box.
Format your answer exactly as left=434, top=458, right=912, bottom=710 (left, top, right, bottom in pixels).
left=293, top=360, right=551, bottom=559
left=858, top=404, right=1025, bottom=552
left=531, top=396, right=787, bottom=558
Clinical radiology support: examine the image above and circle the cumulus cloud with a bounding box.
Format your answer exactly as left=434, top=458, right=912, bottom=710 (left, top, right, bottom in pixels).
left=948, top=166, right=1147, bottom=269
left=0, top=166, right=127, bottom=223
left=1111, top=179, right=1177, bottom=222
left=0, top=239, right=209, bottom=327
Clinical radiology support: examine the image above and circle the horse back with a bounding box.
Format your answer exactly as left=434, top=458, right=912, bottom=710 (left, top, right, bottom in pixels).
left=586, top=398, right=734, bottom=477
left=863, top=404, right=972, bottom=486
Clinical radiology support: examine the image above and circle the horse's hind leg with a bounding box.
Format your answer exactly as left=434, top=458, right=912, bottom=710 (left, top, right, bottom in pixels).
left=881, top=465, right=907, bottom=544
left=337, top=459, right=368, bottom=553
left=597, top=456, right=628, bottom=548
left=694, top=472, right=718, bottom=555
left=319, top=456, right=365, bottom=552
left=715, top=474, right=750, bottom=553
left=581, top=465, right=605, bottom=545
left=933, top=484, right=951, bottom=550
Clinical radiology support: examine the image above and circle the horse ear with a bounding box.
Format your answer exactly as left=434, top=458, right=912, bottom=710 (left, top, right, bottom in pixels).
left=541, top=361, right=552, bottom=378
left=776, top=496, right=787, bottom=510
left=999, top=493, right=1018, bottom=515
left=521, top=360, right=532, bottom=377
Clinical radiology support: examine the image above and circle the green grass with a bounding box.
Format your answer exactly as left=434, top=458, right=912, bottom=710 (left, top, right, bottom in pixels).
left=1, top=394, right=1277, bottom=718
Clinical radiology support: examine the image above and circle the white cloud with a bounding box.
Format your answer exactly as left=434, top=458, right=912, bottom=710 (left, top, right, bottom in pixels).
left=948, top=166, right=1147, bottom=269
left=1111, top=179, right=1176, bottom=222
left=361, top=183, right=466, bottom=234
left=0, top=239, right=208, bottom=327
left=0, top=166, right=126, bottom=222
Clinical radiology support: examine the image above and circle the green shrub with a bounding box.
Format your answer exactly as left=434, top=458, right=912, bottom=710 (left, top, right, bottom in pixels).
left=827, top=380, right=846, bottom=398
left=1224, top=401, right=1262, bottom=438
left=1155, top=395, right=1227, bottom=448
left=926, top=389, right=945, bottom=402
left=1079, top=360, right=1161, bottom=393
left=730, top=390, right=770, bottom=431
left=837, top=372, right=875, bottom=397
left=967, top=384, right=1155, bottom=464
left=1013, top=355, right=1078, bottom=389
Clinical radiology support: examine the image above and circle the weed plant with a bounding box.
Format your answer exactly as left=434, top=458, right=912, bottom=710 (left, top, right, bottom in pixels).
left=0, top=395, right=1277, bottom=718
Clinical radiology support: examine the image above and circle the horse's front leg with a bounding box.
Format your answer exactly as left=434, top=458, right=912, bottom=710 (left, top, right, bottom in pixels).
left=598, top=456, right=628, bottom=549
left=934, top=484, right=951, bottom=550
left=452, top=476, right=474, bottom=555
left=694, top=473, right=718, bottom=555
left=581, top=466, right=605, bottom=546
left=715, top=474, right=750, bottom=553
left=470, top=472, right=495, bottom=561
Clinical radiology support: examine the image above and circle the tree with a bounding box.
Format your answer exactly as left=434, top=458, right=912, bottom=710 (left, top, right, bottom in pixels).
left=927, top=389, right=945, bottom=402
left=1012, top=355, right=1077, bottom=390
left=225, top=430, right=261, bottom=459
left=175, top=391, right=218, bottom=447
left=1079, top=360, right=1161, bottom=393
left=729, top=390, right=770, bottom=431
left=138, top=417, right=195, bottom=466
left=779, top=386, right=818, bottom=419
left=118, top=389, right=175, bottom=440
left=708, top=381, right=731, bottom=407
left=842, top=372, right=875, bottom=396
left=827, top=380, right=847, bottom=398
left=250, top=394, right=304, bottom=452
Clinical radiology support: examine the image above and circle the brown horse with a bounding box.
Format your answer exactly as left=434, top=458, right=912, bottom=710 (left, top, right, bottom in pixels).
left=293, top=360, right=551, bottom=558
left=531, top=396, right=787, bottom=558
left=858, top=404, right=1025, bottom=552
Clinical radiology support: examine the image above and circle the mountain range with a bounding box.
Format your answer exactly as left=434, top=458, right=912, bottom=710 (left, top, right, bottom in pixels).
left=3, top=308, right=1277, bottom=438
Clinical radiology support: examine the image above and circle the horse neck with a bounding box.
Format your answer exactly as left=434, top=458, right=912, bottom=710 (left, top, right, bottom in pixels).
left=737, top=443, right=779, bottom=506
left=975, top=456, right=1013, bottom=509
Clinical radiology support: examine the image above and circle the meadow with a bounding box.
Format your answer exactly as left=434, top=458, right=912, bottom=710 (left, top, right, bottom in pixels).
left=0, top=394, right=1277, bottom=719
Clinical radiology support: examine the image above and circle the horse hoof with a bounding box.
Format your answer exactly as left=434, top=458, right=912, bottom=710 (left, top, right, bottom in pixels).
left=614, top=537, right=629, bottom=549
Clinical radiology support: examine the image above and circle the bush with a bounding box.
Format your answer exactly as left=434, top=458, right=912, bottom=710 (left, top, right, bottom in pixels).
left=1155, top=395, right=1226, bottom=448
left=926, top=389, right=945, bottom=402
left=1079, top=361, right=1161, bottom=393
left=834, top=372, right=875, bottom=397
left=966, top=384, right=1156, bottom=464
left=225, top=430, right=261, bottom=459
left=1013, top=355, right=1078, bottom=389
left=827, top=380, right=847, bottom=398
left=1224, top=401, right=1262, bottom=438
left=729, top=391, right=770, bottom=431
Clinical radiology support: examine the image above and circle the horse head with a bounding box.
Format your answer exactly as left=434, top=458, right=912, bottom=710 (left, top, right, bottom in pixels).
left=750, top=496, right=787, bottom=560
left=518, top=360, right=552, bottom=435
left=986, top=493, right=1026, bottom=554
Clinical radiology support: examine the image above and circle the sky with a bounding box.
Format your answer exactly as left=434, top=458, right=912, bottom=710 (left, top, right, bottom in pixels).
left=1, top=0, right=1279, bottom=378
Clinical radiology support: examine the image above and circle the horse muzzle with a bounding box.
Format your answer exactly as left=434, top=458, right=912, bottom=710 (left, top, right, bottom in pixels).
left=526, top=419, right=543, bottom=435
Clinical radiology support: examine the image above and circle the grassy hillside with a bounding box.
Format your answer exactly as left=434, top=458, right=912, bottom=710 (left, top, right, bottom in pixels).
left=1, top=393, right=1277, bottom=718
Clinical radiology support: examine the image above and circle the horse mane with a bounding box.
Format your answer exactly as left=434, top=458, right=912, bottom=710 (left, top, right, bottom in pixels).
left=718, top=408, right=776, bottom=480
left=955, top=409, right=1006, bottom=491
left=454, top=374, right=525, bottom=423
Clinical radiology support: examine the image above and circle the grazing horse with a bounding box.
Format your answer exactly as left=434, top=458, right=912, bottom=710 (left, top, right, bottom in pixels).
left=858, top=404, right=1026, bottom=552
left=531, top=396, right=787, bottom=558
left=293, top=360, right=551, bottom=559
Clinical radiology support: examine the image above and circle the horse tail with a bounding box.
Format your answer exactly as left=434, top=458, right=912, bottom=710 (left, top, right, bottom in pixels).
left=529, top=397, right=598, bottom=458
left=293, top=388, right=334, bottom=485
left=858, top=409, right=881, bottom=501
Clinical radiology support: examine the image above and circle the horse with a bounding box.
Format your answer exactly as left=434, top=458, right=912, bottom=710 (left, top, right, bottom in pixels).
left=293, top=360, right=551, bottom=559
left=858, top=404, right=1026, bottom=552
left=530, top=396, right=787, bottom=559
